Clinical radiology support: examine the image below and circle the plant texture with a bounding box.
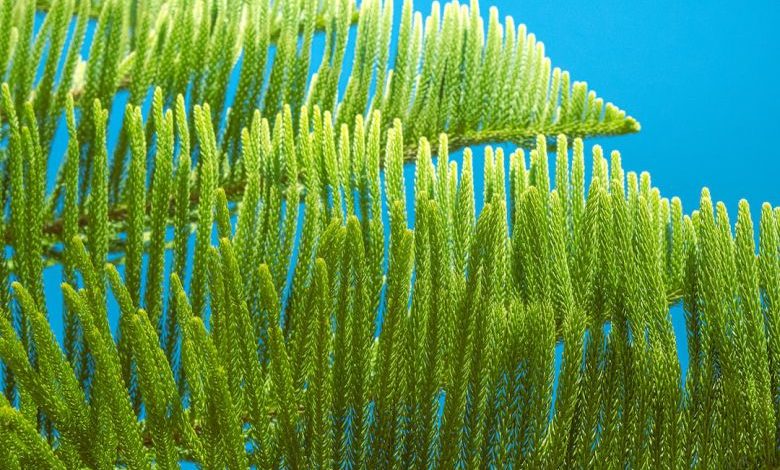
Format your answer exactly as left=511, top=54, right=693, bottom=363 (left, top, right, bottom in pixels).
left=0, top=0, right=776, bottom=469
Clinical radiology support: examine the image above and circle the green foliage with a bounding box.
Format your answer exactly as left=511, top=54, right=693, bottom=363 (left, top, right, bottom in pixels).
left=0, top=0, right=773, bottom=469
left=2, top=0, right=637, bottom=261
left=0, top=104, right=776, bottom=466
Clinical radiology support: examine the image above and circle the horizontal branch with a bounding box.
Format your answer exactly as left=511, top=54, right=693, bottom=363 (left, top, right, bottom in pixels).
left=29, top=118, right=638, bottom=249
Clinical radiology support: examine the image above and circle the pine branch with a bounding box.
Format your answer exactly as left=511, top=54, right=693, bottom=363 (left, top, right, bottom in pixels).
left=1, top=0, right=776, bottom=468
left=6, top=0, right=639, bottom=240
left=1, top=128, right=777, bottom=466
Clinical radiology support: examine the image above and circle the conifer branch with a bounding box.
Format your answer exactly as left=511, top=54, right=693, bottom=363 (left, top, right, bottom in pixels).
left=1, top=0, right=773, bottom=468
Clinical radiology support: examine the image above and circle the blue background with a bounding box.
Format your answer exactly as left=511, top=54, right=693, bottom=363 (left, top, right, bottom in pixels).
left=505, top=0, right=780, bottom=216
left=27, top=1, right=780, bottom=459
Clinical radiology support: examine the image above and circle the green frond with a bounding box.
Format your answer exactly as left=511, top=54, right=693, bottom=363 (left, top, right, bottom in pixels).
left=259, top=263, right=302, bottom=468
left=1, top=106, right=777, bottom=466
left=0, top=0, right=640, bottom=266
left=124, top=103, right=146, bottom=306
left=0, top=405, right=65, bottom=469
left=0, top=1, right=777, bottom=468
left=191, top=104, right=217, bottom=318
left=145, top=90, right=175, bottom=331
left=305, top=258, right=335, bottom=468
left=87, top=99, right=109, bottom=304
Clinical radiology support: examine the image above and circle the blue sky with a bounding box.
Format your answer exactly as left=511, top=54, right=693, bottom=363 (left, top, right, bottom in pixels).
left=490, top=0, right=780, bottom=216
